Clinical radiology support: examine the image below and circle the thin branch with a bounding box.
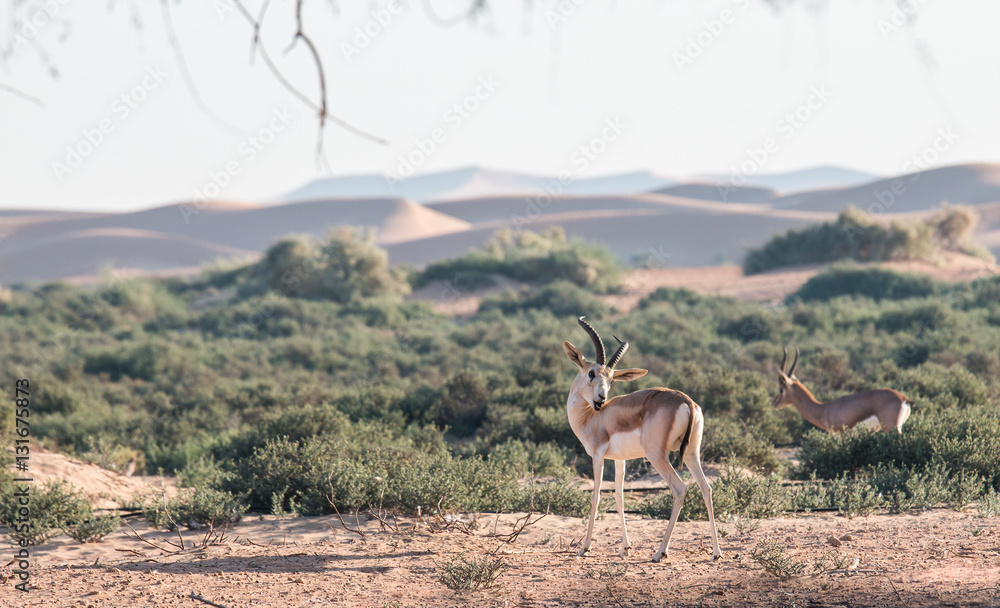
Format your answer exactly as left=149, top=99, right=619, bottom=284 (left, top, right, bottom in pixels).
left=159, top=0, right=245, bottom=136
left=290, top=0, right=331, bottom=171
left=189, top=592, right=232, bottom=608
left=0, top=81, right=43, bottom=105
left=421, top=0, right=486, bottom=28
left=249, top=0, right=273, bottom=65
left=230, top=0, right=389, bottom=160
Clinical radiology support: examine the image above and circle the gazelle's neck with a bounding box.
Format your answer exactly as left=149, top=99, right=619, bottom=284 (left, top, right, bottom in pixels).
left=789, top=383, right=828, bottom=430
left=566, top=377, right=598, bottom=435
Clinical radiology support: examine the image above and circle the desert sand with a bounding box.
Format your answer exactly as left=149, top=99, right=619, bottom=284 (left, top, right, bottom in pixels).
left=5, top=481, right=999, bottom=607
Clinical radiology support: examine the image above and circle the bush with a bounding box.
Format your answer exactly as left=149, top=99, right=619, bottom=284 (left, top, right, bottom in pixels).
left=749, top=538, right=806, bottom=579
left=252, top=229, right=410, bottom=302
left=744, top=205, right=983, bottom=274
left=437, top=553, right=507, bottom=592
left=0, top=481, right=92, bottom=544
left=63, top=513, right=122, bottom=543
left=144, top=488, right=248, bottom=530
left=791, top=266, right=940, bottom=303
left=798, top=407, right=1000, bottom=490
left=639, top=464, right=788, bottom=522
left=420, top=227, right=621, bottom=292
left=477, top=281, right=608, bottom=319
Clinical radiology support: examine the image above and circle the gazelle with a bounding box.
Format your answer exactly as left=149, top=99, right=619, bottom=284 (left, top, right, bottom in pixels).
left=563, top=317, right=721, bottom=562
left=773, top=348, right=912, bottom=433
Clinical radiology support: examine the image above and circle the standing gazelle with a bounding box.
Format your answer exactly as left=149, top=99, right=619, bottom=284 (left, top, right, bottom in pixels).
left=564, top=317, right=721, bottom=562
left=773, top=347, right=912, bottom=433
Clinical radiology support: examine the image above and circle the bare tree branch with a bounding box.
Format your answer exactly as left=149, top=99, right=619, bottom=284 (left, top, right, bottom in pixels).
left=0, top=80, right=43, bottom=105
left=421, top=0, right=488, bottom=28
left=229, top=0, right=388, bottom=173
left=159, top=0, right=245, bottom=135
left=290, top=0, right=331, bottom=172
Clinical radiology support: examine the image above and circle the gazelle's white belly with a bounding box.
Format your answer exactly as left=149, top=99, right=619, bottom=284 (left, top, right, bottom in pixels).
left=856, top=415, right=880, bottom=429
left=605, top=428, right=645, bottom=460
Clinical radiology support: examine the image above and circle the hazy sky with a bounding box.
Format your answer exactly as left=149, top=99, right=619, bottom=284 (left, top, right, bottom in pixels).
left=2, top=0, right=999, bottom=211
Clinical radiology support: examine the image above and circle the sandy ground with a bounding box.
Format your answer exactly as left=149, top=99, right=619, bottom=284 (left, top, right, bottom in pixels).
left=4, top=505, right=999, bottom=607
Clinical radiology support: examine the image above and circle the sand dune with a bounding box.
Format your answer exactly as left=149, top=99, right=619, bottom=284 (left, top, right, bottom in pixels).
left=0, top=228, right=255, bottom=283
left=774, top=163, right=1000, bottom=213
left=653, top=182, right=780, bottom=203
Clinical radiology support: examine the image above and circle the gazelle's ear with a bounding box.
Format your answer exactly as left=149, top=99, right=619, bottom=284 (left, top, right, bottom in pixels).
left=564, top=341, right=588, bottom=370
left=613, top=368, right=647, bottom=382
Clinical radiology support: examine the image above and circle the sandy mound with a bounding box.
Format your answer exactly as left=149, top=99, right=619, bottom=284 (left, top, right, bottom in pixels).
left=12, top=447, right=177, bottom=510
left=654, top=183, right=780, bottom=203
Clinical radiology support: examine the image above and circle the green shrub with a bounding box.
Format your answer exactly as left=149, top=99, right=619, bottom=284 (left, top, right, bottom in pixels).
left=0, top=481, right=92, bottom=544
left=979, top=488, right=1000, bottom=518
left=251, top=229, right=410, bottom=302
left=639, top=464, right=788, bottom=522
left=746, top=205, right=985, bottom=275
left=477, top=281, right=608, bottom=319
left=749, top=538, right=806, bottom=579
left=144, top=488, right=247, bottom=530
left=792, top=266, right=940, bottom=303
left=420, top=227, right=620, bottom=292
left=522, top=477, right=590, bottom=518
left=437, top=553, right=507, bottom=591
left=701, top=418, right=783, bottom=473
left=798, top=407, right=1000, bottom=490
left=63, top=513, right=122, bottom=543
left=828, top=474, right=882, bottom=518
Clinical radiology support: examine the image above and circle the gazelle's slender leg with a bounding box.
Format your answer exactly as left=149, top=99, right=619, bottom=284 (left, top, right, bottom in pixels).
left=579, top=452, right=605, bottom=556
left=647, top=454, right=686, bottom=563
left=684, top=451, right=721, bottom=560
left=614, top=459, right=631, bottom=557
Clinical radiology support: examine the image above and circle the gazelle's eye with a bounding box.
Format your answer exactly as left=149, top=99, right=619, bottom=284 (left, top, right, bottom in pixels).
left=588, top=370, right=595, bottom=380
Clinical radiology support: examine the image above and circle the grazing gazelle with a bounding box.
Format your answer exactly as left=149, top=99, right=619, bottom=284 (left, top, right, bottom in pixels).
left=564, top=317, right=721, bottom=563
left=773, top=347, right=912, bottom=434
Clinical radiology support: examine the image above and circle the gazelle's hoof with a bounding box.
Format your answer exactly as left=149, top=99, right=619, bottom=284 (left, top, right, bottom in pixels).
left=712, top=552, right=722, bottom=562
left=651, top=551, right=664, bottom=563
left=619, top=546, right=631, bottom=558
left=577, top=547, right=590, bottom=557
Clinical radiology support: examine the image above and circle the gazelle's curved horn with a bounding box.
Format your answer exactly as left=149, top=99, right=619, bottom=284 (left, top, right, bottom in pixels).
left=608, top=334, right=629, bottom=369
left=789, top=347, right=800, bottom=377
left=780, top=347, right=788, bottom=375
left=577, top=316, right=606, bottom=365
